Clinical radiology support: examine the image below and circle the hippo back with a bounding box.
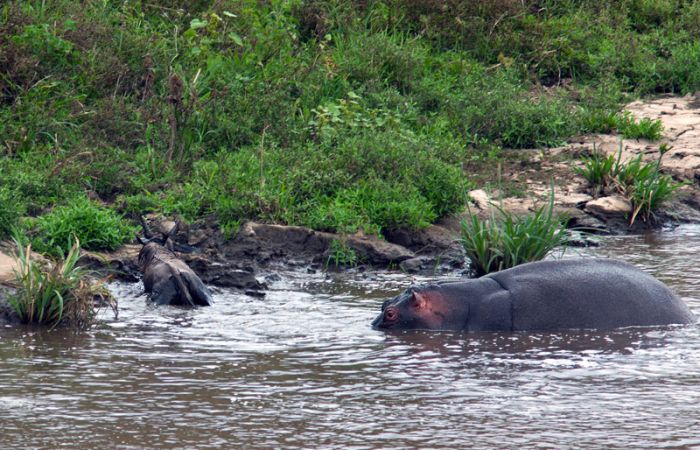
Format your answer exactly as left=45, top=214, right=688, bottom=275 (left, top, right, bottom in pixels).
left=487, top=259, right=695, bottom=331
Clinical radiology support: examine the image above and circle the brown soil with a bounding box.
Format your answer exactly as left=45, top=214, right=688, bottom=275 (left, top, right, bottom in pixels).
left=0, top=251, right=16, bottom=285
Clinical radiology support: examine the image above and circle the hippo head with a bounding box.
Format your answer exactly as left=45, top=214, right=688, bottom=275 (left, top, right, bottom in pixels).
left=371, top=285, right=451, bottom=331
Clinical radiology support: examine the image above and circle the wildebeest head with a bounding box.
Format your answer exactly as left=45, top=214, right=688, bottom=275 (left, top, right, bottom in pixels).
left=136, top=217, right=212, bottom=307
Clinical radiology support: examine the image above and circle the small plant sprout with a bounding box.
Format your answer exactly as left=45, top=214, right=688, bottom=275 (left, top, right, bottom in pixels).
left=326, top=238, right=358, bottom=268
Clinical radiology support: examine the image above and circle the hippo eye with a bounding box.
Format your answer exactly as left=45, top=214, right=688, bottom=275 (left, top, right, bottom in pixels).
left=384, top=307, right=399, bottom=323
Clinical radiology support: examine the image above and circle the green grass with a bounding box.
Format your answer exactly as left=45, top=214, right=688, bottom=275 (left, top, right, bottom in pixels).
left=579, top=110, right=664, bottom=140
left=0, top=1, right=698, bottom=240
left=32, top=197, right=135, bottom=257
left=460, top=195, right=569, bottom=277
left=8, top=235, right=117, bottom=328
left=614, top=112, right=664, bottom=140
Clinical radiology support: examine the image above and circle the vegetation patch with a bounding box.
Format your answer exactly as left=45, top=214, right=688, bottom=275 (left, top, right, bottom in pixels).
left=461, top=196, right=569, bottom=277
left=325, top=238, right=358, bottom=268
left=32, top=197, right=134, bottom=257
left=575, top=144, right=682, bottom=224
left=1, top=1, right=698, bottom=238
left=8, top=236, right=117, bottom=328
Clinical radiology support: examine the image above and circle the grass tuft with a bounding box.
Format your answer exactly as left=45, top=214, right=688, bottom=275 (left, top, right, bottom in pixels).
left=460, top=194, right=569, bottom=277
left=575, top=143, right=682, bottom=224
left=615, top=112, right=663, bottom=140
left=325, top=238, right=358, bottom=268
left=8, top=235, right=117, bottom=329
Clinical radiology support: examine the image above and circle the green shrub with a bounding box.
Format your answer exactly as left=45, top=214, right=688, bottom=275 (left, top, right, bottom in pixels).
left=613, top=144, right=682, bottom=224
left=461, top=196, right=569, bottom=277
left=33, top=197, right=134, bottom=256
left=8, top=235, right=116, bottom=328
left=326, top=238, right=358, bottom=268
left=2, top=0, right=699, bottom=241
left=579, top=110, right=663, bottom=140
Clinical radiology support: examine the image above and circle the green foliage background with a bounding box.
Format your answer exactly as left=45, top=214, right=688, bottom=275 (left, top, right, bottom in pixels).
left=1, top=0, right=696, bottom=240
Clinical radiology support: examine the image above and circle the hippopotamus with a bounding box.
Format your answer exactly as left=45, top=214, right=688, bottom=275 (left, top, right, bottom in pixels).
left=372, top=259, right=695, bottom=332
left=137, top=219, right=212, bottom=307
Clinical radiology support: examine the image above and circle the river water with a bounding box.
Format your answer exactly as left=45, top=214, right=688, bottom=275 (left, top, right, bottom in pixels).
left=2, top=226, right=700, bottom=449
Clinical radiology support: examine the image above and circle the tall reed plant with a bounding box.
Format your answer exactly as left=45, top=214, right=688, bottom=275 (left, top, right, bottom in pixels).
left=461, top=194, right=569, bottom=277
left=8, top=235, right=117, bottom=328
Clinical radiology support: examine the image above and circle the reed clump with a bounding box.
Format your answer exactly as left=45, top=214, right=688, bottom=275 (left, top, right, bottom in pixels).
left=460, top=195, right=569, bottom=277
left=7, top=236, right=117, bottom=329
left=574, top=143, right=682, bottom=225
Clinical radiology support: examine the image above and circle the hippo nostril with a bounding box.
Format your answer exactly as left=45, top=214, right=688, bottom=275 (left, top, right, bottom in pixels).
left=385, top=308, right=398, bottom=322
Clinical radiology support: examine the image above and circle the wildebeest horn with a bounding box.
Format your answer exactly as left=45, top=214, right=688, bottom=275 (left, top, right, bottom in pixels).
left=167, top=220, right=180, bottom=238
left=139, top=216, right=154, bottom=239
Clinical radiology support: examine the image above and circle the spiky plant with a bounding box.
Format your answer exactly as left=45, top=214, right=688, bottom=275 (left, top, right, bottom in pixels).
left=7, top=235, right=117, bottom=328
left=461, top=193, right=569, bottom=276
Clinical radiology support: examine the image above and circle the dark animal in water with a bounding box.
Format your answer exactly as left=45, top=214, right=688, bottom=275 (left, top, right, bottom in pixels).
left=372, top=259, right=695, bottom=332
left=137, top=219, right=212, bottom=307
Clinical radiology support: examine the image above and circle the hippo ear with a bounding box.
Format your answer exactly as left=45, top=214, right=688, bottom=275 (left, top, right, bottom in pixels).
left=410, top=291, right=428, bottom=310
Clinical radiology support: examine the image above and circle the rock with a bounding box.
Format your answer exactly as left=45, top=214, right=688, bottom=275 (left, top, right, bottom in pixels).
left=0, top=249, right=17, bottom=285
left=386, top=224, right=458, bottom=249
left=399, top=256, right=436, bottom=274
left=229, top=222, right=332, bottom=263
left=182, top=254, right=267, bottom=293
left=584, top=195, right=633, bottom=217
left=230, top=222, right=416, bottom=267
left=384, top=226, right=466, bottom=269
left=0, top=286, right=17, bottom=325
left=343, top=234, right=414, bottom=265
left=557, top=193, right=593, bottom=208
left=557, top=207, right=609, bottom=233
left=468, top=189, right=491, bottom=210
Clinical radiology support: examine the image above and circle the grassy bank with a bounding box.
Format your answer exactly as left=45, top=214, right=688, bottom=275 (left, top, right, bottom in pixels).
left=2, top=1, right=698, bottom=250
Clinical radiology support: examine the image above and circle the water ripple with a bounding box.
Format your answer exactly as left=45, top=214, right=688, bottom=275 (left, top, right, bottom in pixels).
left=3, top=226, right=700, bottom=448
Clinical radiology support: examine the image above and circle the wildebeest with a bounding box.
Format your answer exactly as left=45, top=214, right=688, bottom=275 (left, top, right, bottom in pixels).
left=137, top=218, right=212, bottom=307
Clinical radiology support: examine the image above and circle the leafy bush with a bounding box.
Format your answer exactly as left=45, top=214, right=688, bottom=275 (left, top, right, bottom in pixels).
left=326, top=239, right=358, bottom=268
left=461, top=196, right=569, bottom=276
left=8, top=235, right=116, bottom=328
left=579, top=110, right=663, bottom=140
left=1, top=0, right=699, bottom=240
left=612, top=144, right=682, bottom=224
left=33, top=197, right=134, bottom=256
